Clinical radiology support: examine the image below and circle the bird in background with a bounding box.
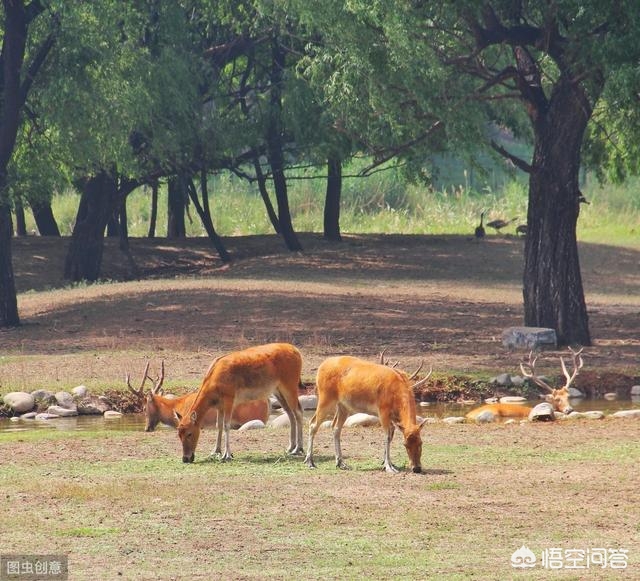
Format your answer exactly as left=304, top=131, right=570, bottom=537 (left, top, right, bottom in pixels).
left=474, top=211, right=486, bottom=239
left=486, top=216, right=518, bottom=234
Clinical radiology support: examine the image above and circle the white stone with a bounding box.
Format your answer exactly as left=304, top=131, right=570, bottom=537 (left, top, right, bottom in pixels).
left=72, top=385, right=88, bottom=397
left=269, top=413, right=291, bottom=428
left=20, top=412, right=37, bottom=419
left=344, top=413, right=380, bottom=428
left=31, top=389, right=55, bottom=402
left=472, top=410, right=496, bottom=423
left=46, top=405, right=78, bottom=417
left=35, top=413, right=59, bottom=420
left=238, top=419, right=265, bottom=431
left=55, top=391, right=75, bottom=409
left=298, top=395, right=318, bottom=410
left=502, top=326, right=557, bottom=349
left=563, top=411, right=586, bottom=420
left=568, top=387, right=585, bottom=398
left=269, top=396, right=281, bottom=410
left=583, top=411, right=605, bottom=420
left=418, top=401, right=431, bottom=407
left=631, top=385, right=640, bottom=396
left=3, top=392, right=35, bottom=413
left=611, top=409, right=640, bottom=419
left=442, top=416, right=465, bottom=424
left=528, top=402, right=555, bottom=422
left=603, top=392, right=617, bottom=401
left=103, top=410, right=123, bottom=419
left=320, top=420, right=332, bottom=429
left=499, top=396, right=527, bottom=404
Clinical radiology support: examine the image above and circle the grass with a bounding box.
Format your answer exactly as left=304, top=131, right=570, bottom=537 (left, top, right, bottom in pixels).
left=26, top=164, right=640, bottom=248
left=0, top=421, right=637, bottom=580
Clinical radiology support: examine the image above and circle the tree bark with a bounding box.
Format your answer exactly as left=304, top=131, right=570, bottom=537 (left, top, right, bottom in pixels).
left=253, top=156, right=280, bottom=234
left=64, top=172, right=119, bottom=282
left=0, top=202, right=19, bottom=326
left=30, top=199, right=60, bottom=236
left=523, top=77, right=592, bottom=346
left=323, top=157, right=342, bottom=242
left=266, top=36, right=302, bottom=251
left=147, top=179, right=159, bottom=238
left=14, top=199, right=26, bottom=235
left=167, top=174, right=187, bottom=238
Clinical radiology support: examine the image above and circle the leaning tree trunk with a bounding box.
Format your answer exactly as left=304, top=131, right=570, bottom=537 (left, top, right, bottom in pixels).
left=524, top=78, right=591, bottom=346
left=30, top=198, right=60, bottom=236
left=64, top=172, right=119, bottom=282
left=14, top=199, right=26, bottom=235
left=323, top=157, right=342, bottom=242
left=0, top=202, right=19, bottom=326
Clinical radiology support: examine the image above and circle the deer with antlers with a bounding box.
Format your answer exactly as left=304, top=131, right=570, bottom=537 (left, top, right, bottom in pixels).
left=305, top=354, right=432, bottom=473
left=126, top=361, right=269, bottom=453
left=465, top=347, right=584, bottom=422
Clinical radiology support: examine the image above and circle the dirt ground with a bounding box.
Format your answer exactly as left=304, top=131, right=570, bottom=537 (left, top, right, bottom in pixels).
left=1, top=233, right=639, bottom=397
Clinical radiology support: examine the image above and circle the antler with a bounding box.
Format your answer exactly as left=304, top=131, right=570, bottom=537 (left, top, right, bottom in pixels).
left=378, top=348, right=399, bottom=368
left=125, top=360, right=165, bottom=400
left=412, top=367, right=433, bottom=391
left=407, top=360, right=424, bottom=381
left=520, top=348, right=584, bottom=392
left=559, top=347, right=584, bottom=389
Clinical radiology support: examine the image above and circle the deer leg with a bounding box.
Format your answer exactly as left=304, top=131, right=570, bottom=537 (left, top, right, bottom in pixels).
left=305, top=399, right=334, bottom=468
left=220, top=399, right=234, bottom=462
left=332, top=405, right=350, bottom=470
left=382, top=422, right=399, bottom=473
left=211, top=409, right=223, bottom=456
left=276, top=389, right=304, bottom=455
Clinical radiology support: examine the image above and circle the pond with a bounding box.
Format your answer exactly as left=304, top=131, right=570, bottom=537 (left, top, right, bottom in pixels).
left=1, top=397, right=637, bottom=433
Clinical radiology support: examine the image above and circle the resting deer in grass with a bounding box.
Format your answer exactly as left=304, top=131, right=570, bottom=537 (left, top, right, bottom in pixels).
left=176, top=343, right=304, bottom=463
left=127, top=361, right=269, bottom=453
left=465, top=347, right=583, bottom=421
left=304, top=355, right=432, bottom=473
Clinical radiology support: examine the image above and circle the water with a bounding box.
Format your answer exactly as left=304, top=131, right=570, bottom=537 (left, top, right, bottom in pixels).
left=1, top=398, right=637, bottom=433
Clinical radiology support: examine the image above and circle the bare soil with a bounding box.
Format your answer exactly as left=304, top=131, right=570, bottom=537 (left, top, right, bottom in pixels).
left=1, top=233, right=639, bottom=398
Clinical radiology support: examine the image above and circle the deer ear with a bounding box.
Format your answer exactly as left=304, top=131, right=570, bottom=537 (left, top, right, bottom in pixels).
left=190, top=411, right=198, bottom=423
left=419, top=418, right=429, bottom=431
left=174, top=411, right=182, bottom=422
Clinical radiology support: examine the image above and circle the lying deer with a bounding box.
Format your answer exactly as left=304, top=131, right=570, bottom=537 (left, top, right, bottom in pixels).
left=465, top=347, right=583, bottom=421
left=127, top=361, right=269, bottom=454
left=176, top=343, right=304, bottom=463
left=305, top=354, right=432, bottom=473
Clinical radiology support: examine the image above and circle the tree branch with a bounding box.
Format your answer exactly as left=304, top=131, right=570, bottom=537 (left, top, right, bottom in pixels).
left=490, top=139, right=532, bottom=173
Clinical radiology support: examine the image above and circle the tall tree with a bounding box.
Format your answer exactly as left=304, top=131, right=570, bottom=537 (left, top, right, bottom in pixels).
left=0, top=0, right=56, bottom=327
left=293, top=0, right=640, bottom=346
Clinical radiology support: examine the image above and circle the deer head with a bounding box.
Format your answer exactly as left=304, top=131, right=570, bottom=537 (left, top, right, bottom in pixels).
left=520, top=347, right=584, bottom=414
left=126, top=361, right=165, bottom=431
left=379, top=347, right=432, bottom=391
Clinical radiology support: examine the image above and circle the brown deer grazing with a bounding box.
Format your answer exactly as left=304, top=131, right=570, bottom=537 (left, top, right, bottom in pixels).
left=127, top=361, right=269, bottom=454
left=305, top=355, right=432, bottom=473
left=176, top=343, right=304, bottom=463
left=465, top=347, right=584, bottom=421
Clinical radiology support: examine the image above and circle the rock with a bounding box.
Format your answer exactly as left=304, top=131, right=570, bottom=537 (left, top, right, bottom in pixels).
left=568, top=387, right=585, bottom=398
left=20, top=412, right=37, bottom=419
left=269, top=396, right=281, bottom=410
left=418, top=401, right=431, bottom=407
left=504, top=419, right=517, bottom=425
left=298, top=395, right=317, bottom=410
left=611, top=409, right=640, bottom=419
left=31, top=389, right=55, bottom=403
left=603, top=392, right=617, bottom=401
left=77, top=396, right=112, bottom=415
left=54, top=391, right=75, bottom=409
left=104, top=410, right=123, bottom=419
left=46, top=405, right=78, bottom=417
left=72, top=385, right=88, bottom=398
left=3, top=392, right=35, bottom=414
left=583, top=411, right=605, bottom=420
left=502, top=326, right=557, bottom=349
left=472, top=410, right=496, bottom=423
left=563, top=411, right=586, bottom=420
left=492, top=373, right=512, bottom=386
left=344, top=413, right=380, bottom=428
left=442, top=416, right=465, bottom=424
left=500, top=396, right=527, bottom=404
left=269, top=413, right=291, bottom=428
left=528, top=402, right=555, bottom=422
left=35, top=413, right=59, bottom=420
left=238, top=419, right=266, bottom=431
left=484, top=397, right=498, bottom=404
left=320, top=420, right=332, bottom=429
left=510, top=375, right=526, bottom=387
left=631, top=385, right=640, bottom=396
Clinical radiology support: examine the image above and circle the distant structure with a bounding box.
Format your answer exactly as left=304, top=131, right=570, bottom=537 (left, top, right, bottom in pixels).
left=474, top=211, right=486, bottom=239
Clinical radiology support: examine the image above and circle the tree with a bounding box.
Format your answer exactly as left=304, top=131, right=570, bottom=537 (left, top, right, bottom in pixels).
left=292, top=0, right=640, bottom=346
left=0, top=0, right=56, bottom=327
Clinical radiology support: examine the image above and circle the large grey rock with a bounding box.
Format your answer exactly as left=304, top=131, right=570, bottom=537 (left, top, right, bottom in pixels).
left=269, top=413, right=291, bottom=428
left=31, top=389, right=55, bottom=403
left=611, top=409, right=640, bottom=419
left=3, top=392, right=35, bottom=414
left=55, top=391, right=75, bottom=409
left=528, top=402, right=555, bottom=422
left=104, top=410, right=123, bottom=419
left=77, top=396, right=111, bottom=415
left=298, top=395, right=318, bottom=410
left=472, top=410, right=496, bottom=424
left=72, top=385, right=88, bottom=398
left=442, top=416, right=466, bottom=424
left=344, top=413, right=380, bottom=428
left=47, top=405, right=78, bottom=417
left=568, top=387, right=585, bottom=398
left=238, top=419, right=266, bottom=431
left=502, top=327, right=557, bottom=349
left=631, top=385, right=640, bottom=396
left=492, top=373, right=512, bottom=386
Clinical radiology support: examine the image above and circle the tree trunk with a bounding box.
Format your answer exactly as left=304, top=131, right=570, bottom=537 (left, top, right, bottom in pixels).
left=323, top=157, right=342, bottom=242
left=30, top=199, right=60, bottom=236
left=253, top=156, right=280, bottom=234
left=14, top=200, right=26, bottom=235
left=167, top=174, right=187, bottom=238
left=64, top=172, right=119, bottom=282
left=523, top=80, right=591, bottom=346
left=266, top=36, right=302, bottom=252
left=0, top=202, right=19, bottom=326
left=186, top=173, right=230, bottom=263
left=148, top=179, right=159, bottom=238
